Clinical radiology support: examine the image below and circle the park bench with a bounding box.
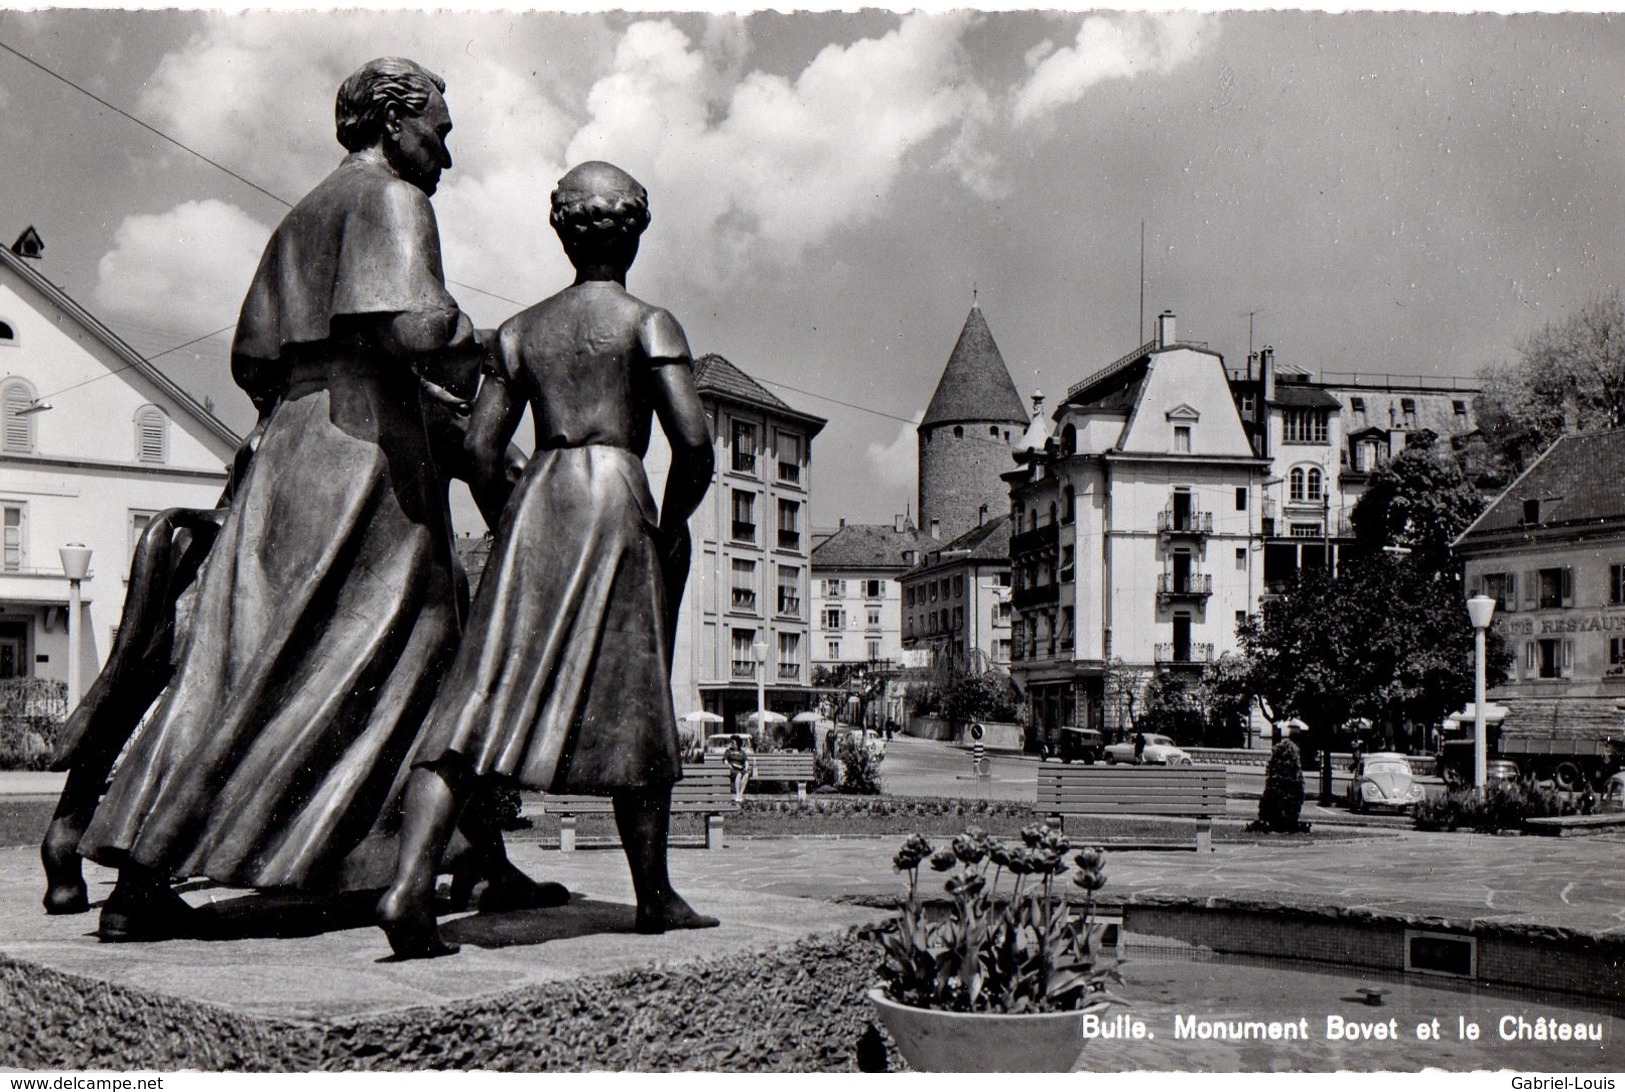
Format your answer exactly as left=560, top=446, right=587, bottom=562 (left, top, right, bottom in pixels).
left=537, top=764, right=736, bottom=852
left=1036, top=764, right=1227, bottom=852
left=743, top=752, right=818, bottom=799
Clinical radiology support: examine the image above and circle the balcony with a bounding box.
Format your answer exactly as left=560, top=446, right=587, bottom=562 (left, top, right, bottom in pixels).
left=778, top=662, right=801, bottom=681
left=777, top=593, right=801, bottom=616
left=1156, top=572, right=1212, bottom=603
left=1154, top=642, right=1214, bottom=664
left=730, top=588, right=757, bottom=611
left=778, top=529, right=801, bottom=550
left=1157, top=508, right=1213, bottom=539
left=1010, top=521, right=1059, bottom=557
left=731, top=521, right=756, bottom=543
left=732, top=453, right=757, bottom=475
left=731, top=659, right=756, bottom=679
left=778, top=461, right=801, bottom=484
left=1012, top=583, right=1059, bottom=611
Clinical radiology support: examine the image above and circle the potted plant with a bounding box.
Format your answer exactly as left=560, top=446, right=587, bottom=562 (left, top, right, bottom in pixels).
left=868, top=825, right=1122, bottom=1072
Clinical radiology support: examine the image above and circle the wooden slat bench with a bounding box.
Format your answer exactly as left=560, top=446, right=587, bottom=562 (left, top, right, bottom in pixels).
left=744, top=752, right=818, bottom=799
left=1036, top=764, right=1227, bottom=852
left=537, top=764, right=736, bottom=851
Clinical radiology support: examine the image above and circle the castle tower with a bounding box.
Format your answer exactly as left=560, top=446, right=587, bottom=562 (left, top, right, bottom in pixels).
left=917, top=302, right=1029, bottom=544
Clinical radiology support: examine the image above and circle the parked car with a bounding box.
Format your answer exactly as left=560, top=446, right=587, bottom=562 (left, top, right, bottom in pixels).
left=1486, top=759, right=1521, bottom=784
left=1103, top=733, right=1192, bottom=766
left=832, top=727, right=886, bottom=759
left=1346, top=752, right=1423, bottom=813
left=1053, top=725, right=1105, bottom=764
left=1603, top=771, right=1625, bottom=812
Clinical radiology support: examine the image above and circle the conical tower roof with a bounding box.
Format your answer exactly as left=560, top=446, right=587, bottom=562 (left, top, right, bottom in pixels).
left=920, top=304, right=1029, bottom=429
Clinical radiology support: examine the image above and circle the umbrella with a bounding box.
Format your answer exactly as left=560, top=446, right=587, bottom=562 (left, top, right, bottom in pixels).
left=681, top=711, right=724, bottom=724
left=745, top=710, right=788, bottom=724
left=792, top=712, right=824, bottom=723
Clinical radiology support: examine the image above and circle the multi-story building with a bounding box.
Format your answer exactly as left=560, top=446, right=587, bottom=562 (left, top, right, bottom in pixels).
left=901, top=513, right=1013, bottom=671
left=916, top=301, right=1028, bottom=545
left=1453, top=427, right=1625, bottom=741
left=1007, top=312, right=1268, bottom=749
left=667, top=353, right=826, bottom=723
left=810, top=515, right=929, bottom=671
left=0, top=232, right=240, bottom=696
left=1229, top=350, right=1481, bottom=592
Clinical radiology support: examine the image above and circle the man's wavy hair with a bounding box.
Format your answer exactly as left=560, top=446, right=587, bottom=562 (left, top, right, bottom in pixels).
left=334, top=58, right=446, bottom=153
left=549, top=163, right=651, bottom=259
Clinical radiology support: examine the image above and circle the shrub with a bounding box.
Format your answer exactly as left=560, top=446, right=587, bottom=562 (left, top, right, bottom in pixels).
left=813, top=751, right=842, bottom=791
left=0, top=678, right=67, bottom=771
left=1413, top=778, right=1577, bottom=832
left=1250, top=739, right=1308, bottom=833
left=836, top=737, right=884, bottom=795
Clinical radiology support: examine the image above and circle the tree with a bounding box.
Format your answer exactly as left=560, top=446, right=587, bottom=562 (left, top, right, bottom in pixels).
left=1251, top=739, right=1307, bottom=834
left=1348, top=433, right=1487, bottom=573
left=1101, top=657, right=1150, bottom=740
left=941, top=669, right=1018, bottom=724
left=1474, top=289, right=1625, bottom=482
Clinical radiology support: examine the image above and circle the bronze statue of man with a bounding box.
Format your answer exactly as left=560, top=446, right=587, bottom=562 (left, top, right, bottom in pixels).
left=377, top=161, right=718, bottom=958
left=74, top=58, right=558, bottom=940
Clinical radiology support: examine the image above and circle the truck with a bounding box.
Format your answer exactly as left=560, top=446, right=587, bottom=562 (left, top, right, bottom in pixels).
left=1437, top=719, right=1625, bottom=792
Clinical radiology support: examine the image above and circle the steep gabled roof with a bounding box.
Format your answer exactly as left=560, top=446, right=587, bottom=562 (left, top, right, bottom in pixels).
left=939, top=512, right=1010, bottom=562
left=1270, top=385, right=1342, bottom=409
left=811, top=521, right=933, bottom=572
left=920, top=304, right=1028, bottom=429
left=1456, top=427, right=1625, bottom=542
left=693, top=352, right=827, bottom=434
left=0, top=245, right=240, bottom=449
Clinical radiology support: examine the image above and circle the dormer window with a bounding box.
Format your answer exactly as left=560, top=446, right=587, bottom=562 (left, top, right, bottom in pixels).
left=134, top=406, right=169, bottom=464
left=1523, top=498, right=1541, bottom=525
left=1350, top=397, right=1365, bottom=413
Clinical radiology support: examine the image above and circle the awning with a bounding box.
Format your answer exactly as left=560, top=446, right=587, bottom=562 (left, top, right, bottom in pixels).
left=1445, top=702, right=1510, bottom=726
left=1497, top=697, right=1624, bottom=736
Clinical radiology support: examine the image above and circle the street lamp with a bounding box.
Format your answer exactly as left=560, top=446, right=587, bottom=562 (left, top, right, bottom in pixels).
left=752, top=637, right=768, bottom=739
left=58, top=543, right=92, bottom=710
left=1466, top=593, right=1497, bottom=793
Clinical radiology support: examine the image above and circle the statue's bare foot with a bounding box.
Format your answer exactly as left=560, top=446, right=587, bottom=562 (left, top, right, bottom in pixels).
left=97, top=872, right=198, bottom=942
left=477, top=860, right=570, bottom=913
left=41, top=820, right=89, bottom=916
left=377, top=886, right=460, bottom=960
left=635, top=894, right=720, bottom=934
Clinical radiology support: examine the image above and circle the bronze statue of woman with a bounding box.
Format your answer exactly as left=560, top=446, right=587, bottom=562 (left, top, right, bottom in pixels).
left=377, top=161, right=718, bottom=958
left=75, top=58, right=556, bottom=939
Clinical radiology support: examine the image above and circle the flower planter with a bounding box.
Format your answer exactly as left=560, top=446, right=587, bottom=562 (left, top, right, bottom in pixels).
left=867, top=988, right=1089, bottom=1072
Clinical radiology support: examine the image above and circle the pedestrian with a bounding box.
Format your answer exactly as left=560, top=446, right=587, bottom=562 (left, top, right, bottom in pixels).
left=1133, top=731, right=1147, bottom=765
left=725, top=737, right=751, bottom=803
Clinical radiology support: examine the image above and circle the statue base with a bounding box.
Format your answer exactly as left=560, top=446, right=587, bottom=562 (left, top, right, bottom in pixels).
left=0, top=843, right=888, bottom=1070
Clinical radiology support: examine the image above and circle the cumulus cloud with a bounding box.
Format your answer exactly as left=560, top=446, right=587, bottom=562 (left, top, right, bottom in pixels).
left=865, top=411, right=922, bottom=491
left=92, top=200, right=272, bottom=333
left=1011, top=12, right=1215, bottom=126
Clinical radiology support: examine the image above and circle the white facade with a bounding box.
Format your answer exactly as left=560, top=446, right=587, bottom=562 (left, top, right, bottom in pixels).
left=0, top=247, right=239, bottom=695
left=812, top=570, right=907, bottom=668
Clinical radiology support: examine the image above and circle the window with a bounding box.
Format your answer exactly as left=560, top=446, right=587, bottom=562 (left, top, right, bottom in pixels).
left=827, top=640, right=841, bottom=660
left=1282, top=409, right=1328, bottom=444
left=1610, top=564, right=1625, bottom=606
left=730, top=419, right=757, bottom=474
left=1453, top=400, right=1468, bottom=418
left=823, top=579, right=845, bottom=599
left=953, top=575, right=964, bottom=597
left=0, top=320, right=14, bottom=343
left=928, top=581, right=938, bottom=603
left=1173, top=425, right=1192, bottom=453
left=730, top=490, right=756, bottom=542
left=953, top=425, right=964, bottom=438
left=775, top=431, right=801, bottom=484
left=134, top=406, right=168, bottom=464
left=1235, top=547, right=1247, bottom=570
left=1479, top=571, right=1517, bottom=612
left=1289, top=466, right=1323, bottom=503
left=1060, top=545, right=1075, bottom=583
left=952, top=606, right=964, bottom=631
left=731, top=629, right=757, bottom=679
left=1535, top=567, right=1573, bottom=610
left=1289, top=467, right=1305, bottom=502
left=866, top=638, right=881, bottom=661
left=1529, top=638, right=1569, bottom=679
left=1240, top=393, right=1255, bottom=413
left=823, top=607, right=846, bottom=630
left=1350, top=397, right=1366, bottom=414
left=1400, top=398, right=1417, bottom=420
left=1235, top=487, right=1247, bottom=511
left=866, top=607, right=881, bottom=629
left=1610, top=636, right=1625, bottom=670
left=1306, top=468, right=1323, bottom=502
left=2, top=380, right=37, bottom=453
left=863, top=579, right=883, bottom=599
left=730, top=559, right=758, bottom=612
left=777, top=567, right=801, bottom=616
left=777, top=499, right=800, bottom=550
left=129, top=510, right=158, bottom=566
left=1236, top=610, right=1248, bottom=630
left=1063, top=484, right=1076, bottom=523
left=1, top=503, right=24, bottom=571
left=777, top=632, right=801, bottom=680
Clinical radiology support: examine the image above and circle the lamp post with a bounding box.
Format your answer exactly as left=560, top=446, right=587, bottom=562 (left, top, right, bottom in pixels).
left=752, top=637, right=767, bottom=739
left=1466, top=594, right=1497, bottom=793
left=58, top=543, right=92, bottom=711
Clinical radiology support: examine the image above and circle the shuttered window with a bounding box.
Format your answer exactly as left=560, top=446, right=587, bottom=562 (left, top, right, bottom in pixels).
left=135, top=407, right=168, bottom=464
left=2, top=382, right=35, bottom=453
left=2, top=505, right=24, bottom=571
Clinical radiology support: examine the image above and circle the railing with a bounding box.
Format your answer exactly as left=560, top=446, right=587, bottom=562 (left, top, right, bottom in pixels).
left=1012, top=584, right=1059, bottom=610
left=730, top=660, right=756, bottom=679
left=732, top=453, right=757, bottom=474
left=1157, top=509, right=1213, bottom=536
left=1319, top=371, right=1480, bottom=392
left=1155, top=642, right=1214, bottom=664
left=778, top=462, right=800, bottom=484
left=1010, top=522, right=1059, bottom=556
left=778, top=530, right=801, bottom=550
left=777, top=594, right=801, bottom=616
left=778, top=662, right=801, bottom=681
left=730, top=589, right=757, bottom=611
left=1156, top=572, right=1212, bottom=599
left=1066, top=338, right=1158, bottom=400
left=731, top=521, right=756, bottom=542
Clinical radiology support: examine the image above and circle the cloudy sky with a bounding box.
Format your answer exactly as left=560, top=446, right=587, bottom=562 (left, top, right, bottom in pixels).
left=2, top=8, right=1623, bottom=534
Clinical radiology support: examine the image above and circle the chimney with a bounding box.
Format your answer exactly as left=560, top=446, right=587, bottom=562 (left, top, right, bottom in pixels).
left=978, top=503, right=989, bottom=527
left=894, top=513, right=905, bottom=533
left=1031, top=389, right=1045, bottom=417
left=1259, top=346, right=1275, bottom=404
left=1156, top=310, right=1176, bottom=347
left=930, top=518, right=940, bottom=540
